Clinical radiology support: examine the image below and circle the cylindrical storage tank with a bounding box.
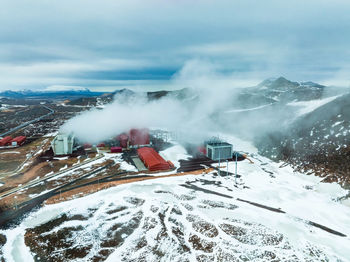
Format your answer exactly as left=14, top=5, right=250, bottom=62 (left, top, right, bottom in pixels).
left=118, top=134, right=129, bottom=148
left=129, top=128, right=150, bottom=146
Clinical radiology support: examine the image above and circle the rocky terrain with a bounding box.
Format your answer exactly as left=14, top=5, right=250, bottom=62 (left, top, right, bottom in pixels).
left=213, top=77, right=350, bottom=187
left=3, top=77, right=348, bottom=187
left=257, top=92, right=350, bottom=186
left=0, top=77, right=349, bottom=261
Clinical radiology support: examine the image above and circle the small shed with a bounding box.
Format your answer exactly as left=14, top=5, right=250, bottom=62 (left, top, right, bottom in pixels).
left=137, top=147, right=171, bottom=171
left=111, top=146, right=122, bottom=153
left=206, top=142, right=233, bottom=161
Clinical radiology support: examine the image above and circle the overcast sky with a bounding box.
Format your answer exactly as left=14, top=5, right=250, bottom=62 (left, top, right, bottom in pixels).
left=0, top=0, right=349, bottom=91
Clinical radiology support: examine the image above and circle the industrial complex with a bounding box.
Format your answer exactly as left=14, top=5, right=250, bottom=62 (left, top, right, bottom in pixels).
left=49, top=128, right=240, bottom=174
left=0, top=98, right=248, bottom=228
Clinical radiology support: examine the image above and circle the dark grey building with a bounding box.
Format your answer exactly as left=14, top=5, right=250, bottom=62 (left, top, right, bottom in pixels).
left=206, top=142, right=233, bottom=161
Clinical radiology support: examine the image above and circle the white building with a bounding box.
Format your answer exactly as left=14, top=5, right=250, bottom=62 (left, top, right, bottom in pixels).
left=51, top=133, right=75, bottom=156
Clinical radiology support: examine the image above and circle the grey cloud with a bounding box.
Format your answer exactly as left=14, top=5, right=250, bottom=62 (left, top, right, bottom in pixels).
left=0, top=0, right=350, bottom=90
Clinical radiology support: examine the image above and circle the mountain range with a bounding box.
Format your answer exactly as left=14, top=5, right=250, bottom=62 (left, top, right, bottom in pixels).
left=1, top=77, right=349, bottom=186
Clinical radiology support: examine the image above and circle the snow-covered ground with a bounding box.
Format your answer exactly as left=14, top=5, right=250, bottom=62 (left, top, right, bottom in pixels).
left=119, top=160, right=138, bottom=172
left=224, top=103, right=274, bottom=113
left=43, top=131, right=58, bottom=137
left=0, top=151, right=20, bottom=155
left=287, top=95, right=340, bottom=117
left=1, top=136, right=349, bottom=261
left=160, top=144, right=191, bottom=168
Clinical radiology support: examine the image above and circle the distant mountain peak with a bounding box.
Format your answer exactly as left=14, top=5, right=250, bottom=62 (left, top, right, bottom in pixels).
left=44, top=85, right=91, bottom=92
left=259, top=76, right=298, bottom=88
left=258, top=77, right=326, bottom=91
left=0, top=88, right=106, bottom=99
left=112, top=88, right=135, bottom=95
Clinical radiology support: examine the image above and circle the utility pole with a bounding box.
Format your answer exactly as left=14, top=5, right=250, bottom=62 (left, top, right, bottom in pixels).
left=226, top=160, right=228, bottom=176
left=235, top=151, right=238, bottom=184
left=218, top=148, right=221, bottom=176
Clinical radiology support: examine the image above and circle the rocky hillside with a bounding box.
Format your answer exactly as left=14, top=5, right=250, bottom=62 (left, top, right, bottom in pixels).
left=214, top=77, right=350, bottom=187
left=257, top=92, right=350, bottom=186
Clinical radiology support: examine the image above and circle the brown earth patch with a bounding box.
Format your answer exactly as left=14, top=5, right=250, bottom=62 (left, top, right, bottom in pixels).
left=189, top=234, right=216, bottom=253
left=45, top=168, right=213, bottom=205
left=192, top=220, right=219, bottom=238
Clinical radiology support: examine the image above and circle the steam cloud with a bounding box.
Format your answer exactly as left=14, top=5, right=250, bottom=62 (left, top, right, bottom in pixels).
left=61, top=60, right=241, bottom=144
left=61, top=59, right=344, bottom=145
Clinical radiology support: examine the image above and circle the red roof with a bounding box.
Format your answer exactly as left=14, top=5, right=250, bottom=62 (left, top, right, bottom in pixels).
left=111, top=146, right=122, bottom=153
left=137, top=147, right=170, bottom=171
left=11, top=136, right=26, bottom=145
left=0, top=136, right=12, bottom=146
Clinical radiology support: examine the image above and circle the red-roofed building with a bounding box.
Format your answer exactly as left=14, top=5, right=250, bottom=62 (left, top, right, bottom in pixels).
left=111, top=146, right=122, bottom=153
left=0, top=136, right=12, bottom=146
left=11, top=136, right=26, bottom=146
left=137, top=147, right=171, bottom=171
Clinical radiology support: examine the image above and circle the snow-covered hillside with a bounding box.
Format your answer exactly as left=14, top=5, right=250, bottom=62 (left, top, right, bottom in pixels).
left=1, top=137, right=349, bottom=262
left=287, top=95, right=340, bottom=117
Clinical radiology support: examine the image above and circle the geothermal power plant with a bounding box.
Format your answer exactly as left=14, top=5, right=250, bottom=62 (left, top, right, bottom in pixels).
left=50, top=128, right=236, bottom=173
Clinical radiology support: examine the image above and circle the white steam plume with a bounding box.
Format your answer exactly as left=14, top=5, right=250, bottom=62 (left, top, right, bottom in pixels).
left=60, top=60, right=244, bottom=143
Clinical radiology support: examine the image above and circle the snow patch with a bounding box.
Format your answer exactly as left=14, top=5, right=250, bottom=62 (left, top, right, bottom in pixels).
left=119, top=161, right=137, bottom=172
left=0, top=151, right=20, bottom=155
left=159, top=144, right=190, bottom=168
left=287, top=95, right=340, bottom=117
left=224, top=103, right=274, bottom=113
left=1, top=135, right=350, bottom=261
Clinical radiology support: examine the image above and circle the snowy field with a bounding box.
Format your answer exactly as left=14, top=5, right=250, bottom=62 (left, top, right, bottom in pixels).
left=1, top=137, right=350, bottom=261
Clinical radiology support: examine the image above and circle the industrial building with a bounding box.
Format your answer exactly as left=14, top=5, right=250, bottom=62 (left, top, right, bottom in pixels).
left=110, top=146, right=122, bottom=153
left=11, top=136, right=26, bottom=146
left=0, top=136, right=12, bottom=146
left=206, top=142, right=233, bottom=161
left=117, top=128, right=150, bottom=149
left=0, top=136, right=27, bottom=147
left=51, top=133, right=75, bottom=156
left=137, top=147, right=173, bottom=171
